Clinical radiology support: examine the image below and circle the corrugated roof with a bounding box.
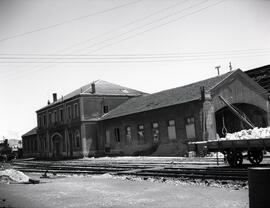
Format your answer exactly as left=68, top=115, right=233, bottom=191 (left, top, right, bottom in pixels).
left=101, top=70, right=237, bottom=120
left=22, top=127, right=37, bottom=137
left=38, top=80, right=146, bottom=111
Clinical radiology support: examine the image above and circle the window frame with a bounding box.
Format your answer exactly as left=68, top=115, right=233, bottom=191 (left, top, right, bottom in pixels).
left=185, top=116, right=196, bottom=139
left=103, top=105, right=109, bottom=114
left=59, top=108, right=63, bottom=122
left=114, top=128, right=121, bottom=143
left=167, top=120, right=176, bottom=140
left=67, top=105, right=72, bottom=119
left=152, top=122, right=160, bottom=143
left=75, top=130, right=80, bottom=148
left=125, top=125, right=132, bottom=142
left=137, top=124, right=145, bottom=143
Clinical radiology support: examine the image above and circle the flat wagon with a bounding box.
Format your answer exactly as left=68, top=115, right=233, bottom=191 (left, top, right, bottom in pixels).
left=188, top=138, right=270, bottom=167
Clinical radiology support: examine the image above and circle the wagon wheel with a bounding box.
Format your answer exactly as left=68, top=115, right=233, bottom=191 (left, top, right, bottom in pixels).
left=226, top=151, right=243, bottom=167
left=248, top=150, right=263, bottom=165
left=234, top=151, right=243, bottom=167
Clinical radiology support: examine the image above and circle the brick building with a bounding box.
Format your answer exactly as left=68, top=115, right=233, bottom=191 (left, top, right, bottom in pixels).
left=30, top=80, right=144, bottom=158
left=22, top=68, right=270, bottom=158
left=99, top=69, right=269, bottom=156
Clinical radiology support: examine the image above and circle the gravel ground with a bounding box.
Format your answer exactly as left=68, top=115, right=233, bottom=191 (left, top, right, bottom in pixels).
left=0, top=173, right=248, bottom=208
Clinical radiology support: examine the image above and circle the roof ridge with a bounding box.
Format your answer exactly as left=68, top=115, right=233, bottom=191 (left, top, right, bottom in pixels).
left=101, top=70, right=238, bottom=120
left=208, top=69, right=238, bottom=92
left=145, top=70, right=235, bottom=97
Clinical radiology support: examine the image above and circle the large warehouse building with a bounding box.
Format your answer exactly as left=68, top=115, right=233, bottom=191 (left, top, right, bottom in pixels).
left=22, top=67, right=270, bottom=158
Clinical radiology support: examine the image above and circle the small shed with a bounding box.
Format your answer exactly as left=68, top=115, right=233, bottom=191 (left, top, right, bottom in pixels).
left=22, top=127, right=38, bottom=158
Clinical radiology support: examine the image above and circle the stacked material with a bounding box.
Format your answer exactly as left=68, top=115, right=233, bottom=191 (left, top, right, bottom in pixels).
left=0, top=169, right=30, bottom=183
left=222, top=127, right=270, bottom=140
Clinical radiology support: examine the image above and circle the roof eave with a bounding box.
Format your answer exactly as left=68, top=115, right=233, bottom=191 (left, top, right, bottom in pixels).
left=100, top=97, right=201, bottom=121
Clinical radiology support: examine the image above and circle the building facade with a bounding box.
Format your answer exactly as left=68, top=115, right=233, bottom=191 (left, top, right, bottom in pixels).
left=22, top=68, right=270, bottom=158
left=99, top=69, right=270, bottom=156
left=33, top=80, right=145, bottom=158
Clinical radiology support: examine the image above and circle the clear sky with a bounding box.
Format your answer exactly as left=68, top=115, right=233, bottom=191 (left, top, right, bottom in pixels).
left=0, top=0, right=270, bottom=139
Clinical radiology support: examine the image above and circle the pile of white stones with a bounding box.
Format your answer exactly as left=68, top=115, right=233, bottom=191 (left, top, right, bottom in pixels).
left=222, top=127, right=270, bottom=140
left=0, top=169, right=30, bottom=183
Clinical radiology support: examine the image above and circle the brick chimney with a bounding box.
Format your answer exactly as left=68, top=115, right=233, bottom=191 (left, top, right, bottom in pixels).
left=91, top=82, right=96, bottom=94
left=53, top=93, right=57, bottom=102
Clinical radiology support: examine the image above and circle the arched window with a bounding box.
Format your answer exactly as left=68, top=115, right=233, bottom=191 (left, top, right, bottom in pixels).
left=75, top=130, right=80, bottom=148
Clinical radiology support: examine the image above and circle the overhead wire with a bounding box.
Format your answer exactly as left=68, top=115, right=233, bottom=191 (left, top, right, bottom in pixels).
left=1, top=52, right=269, bottom=64
left=1, top=0, right=218, bottom=79
left=0, top=0, right=143, bottom=43
left=81, top=0, right=227, bottom=54
left=1, top=48, right=270, bottom=60
left=0, top=0, right=193, bottom=79
left=1, top=47, right=270, bottom=57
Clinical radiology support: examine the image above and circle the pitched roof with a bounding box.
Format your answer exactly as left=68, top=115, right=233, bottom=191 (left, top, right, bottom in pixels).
left=22, top=127, right=37, bottom=138
left=245, top=64, right=270, bottom=93
left=37, top=80, right=145, bottom=112
left=101, top=70, right=237, bottom=120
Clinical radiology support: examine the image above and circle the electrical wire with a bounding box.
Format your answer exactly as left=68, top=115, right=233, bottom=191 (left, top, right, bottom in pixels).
left=1, top=49, right=270, bottom=59
left=0, top=0, right=143, bottom=43
left=1, top=53, right=269, bottom=64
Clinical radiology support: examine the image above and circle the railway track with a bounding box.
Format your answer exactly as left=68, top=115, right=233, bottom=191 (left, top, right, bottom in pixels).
left=11, top=159, right=248, bottom=181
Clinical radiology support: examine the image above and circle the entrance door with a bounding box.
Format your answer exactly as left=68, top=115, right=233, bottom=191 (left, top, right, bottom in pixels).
left=55, top=141, right=60, bottom=155
left=52, top=135, right=62, bottom=158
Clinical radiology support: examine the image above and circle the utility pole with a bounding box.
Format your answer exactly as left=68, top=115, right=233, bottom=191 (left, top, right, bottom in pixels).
left=229, top=62, right=232, bottom=71
left=215, top=66, right=221, bottom=75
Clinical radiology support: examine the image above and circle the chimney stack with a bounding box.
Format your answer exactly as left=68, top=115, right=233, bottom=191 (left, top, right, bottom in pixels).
left=53, top=93, right=57, bottom=102
left=91, top=82, right=96, bottom=94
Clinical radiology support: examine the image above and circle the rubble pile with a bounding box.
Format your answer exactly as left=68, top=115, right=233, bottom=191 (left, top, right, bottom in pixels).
left=0, top=169, right=30, bottom=183
left=222, top=127, right=270, bottom=140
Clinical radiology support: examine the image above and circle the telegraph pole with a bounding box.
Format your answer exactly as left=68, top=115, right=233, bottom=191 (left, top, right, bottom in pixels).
left=215, top=66, right=221, bottom=75
left=229, top=62, right=232, bottom=71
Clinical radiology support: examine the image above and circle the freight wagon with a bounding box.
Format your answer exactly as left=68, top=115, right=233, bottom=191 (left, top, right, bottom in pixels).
left=188, top=138, right=270, bottom=167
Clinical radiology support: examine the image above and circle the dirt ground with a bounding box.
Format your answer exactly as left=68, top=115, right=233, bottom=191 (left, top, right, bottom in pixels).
left=0, top=173, right=248, bottom=208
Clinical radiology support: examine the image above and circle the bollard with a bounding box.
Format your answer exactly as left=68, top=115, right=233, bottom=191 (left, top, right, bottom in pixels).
left=248, top=168, right=270, bottom=208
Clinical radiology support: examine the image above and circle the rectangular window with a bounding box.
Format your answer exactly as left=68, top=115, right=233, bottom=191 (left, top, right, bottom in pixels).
left=74, top=104, right=79, bottom=117
left=152, top=122, right=159, bottom=143
left=125, top=126, right=132, bottom=143
left=168, top=120, right=176, bottom=140
left=48, top=112, right=51, bottom=125
left=103, top=105, right=109, bottom=114
left=105, top=130, right=110, bottom=146
left=54, top=111, right=57, bottom=123
left=43, top=115, right=46, bottom=127
left=137, top=124, right=144, bottom=143
left=44, top=137, right=46, bottom=151
left=38, top=116, right=42, bottom=127
left=185, top=117, right=196, bottom=139
left=34, top=139, right=37, bottom=151
left=59, top=109, right=63, bottom=122
left=75, top=131, right=80, bottom=148
left=67, top=106, right=72, bottom=119
left=114, top=128, right=120, bottom=142
left=51, top=111, right=55, bottom=123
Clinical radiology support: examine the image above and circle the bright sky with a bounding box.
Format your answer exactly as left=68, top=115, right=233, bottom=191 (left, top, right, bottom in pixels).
left=0, top=0, right=270, bottom=139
